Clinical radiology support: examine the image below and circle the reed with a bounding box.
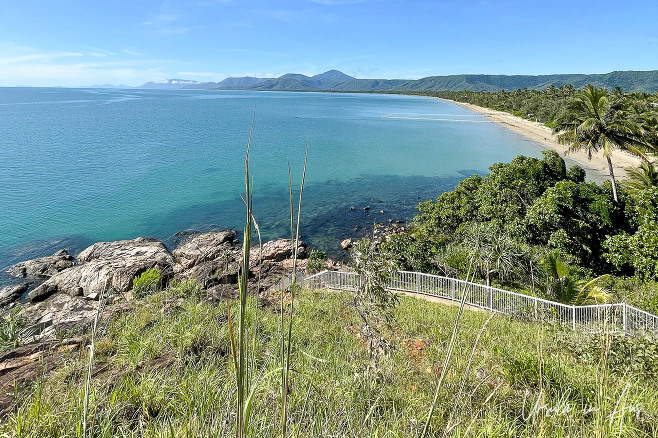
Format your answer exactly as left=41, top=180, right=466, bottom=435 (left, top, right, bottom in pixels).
left=81, top=280, right=108, bottom=438
left=227, top=113, right=255, bottom=438
left=281, top=140, right=309, bottom=437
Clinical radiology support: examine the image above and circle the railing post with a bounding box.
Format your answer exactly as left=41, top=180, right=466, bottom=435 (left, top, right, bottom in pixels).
left=416, top=272, right=421, bottom=294
left=534, top=297, right=538, bottom=320
left=623, top=303, right=627, bottom=333
left=488, top=286, right=493, bottom=310
left=451, top=279, right=456, bottom=301
left=572, top=305, right=576, bottom=331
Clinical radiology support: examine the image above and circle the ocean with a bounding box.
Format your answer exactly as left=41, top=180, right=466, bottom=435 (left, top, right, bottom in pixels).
left=0, top=87, right=565, bottom=281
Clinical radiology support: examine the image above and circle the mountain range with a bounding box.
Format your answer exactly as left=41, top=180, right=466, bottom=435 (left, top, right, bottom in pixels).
left=137, top=69, right=658, bottom=93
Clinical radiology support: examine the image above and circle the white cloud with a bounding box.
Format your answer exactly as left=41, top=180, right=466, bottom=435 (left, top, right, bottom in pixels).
left=268, top=9, right=300, bottom=24
left=122, top=49, right=143, bottom=56
left=0, top=61, right=169, bottom=87
left=177, top=71, right=220, bottom=77
left=142, top=13, right=180, bottom=26
left=0, top=52, right=83, bottom=65
left=0, top=44, right=173, bottom=86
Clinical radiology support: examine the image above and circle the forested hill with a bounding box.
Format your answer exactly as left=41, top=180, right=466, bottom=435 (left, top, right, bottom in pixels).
left=140, top=70, right=658, bottom=93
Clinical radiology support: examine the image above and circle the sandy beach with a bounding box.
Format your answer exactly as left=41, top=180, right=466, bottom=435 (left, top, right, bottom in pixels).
left=441, top=99, right=643, bottom=180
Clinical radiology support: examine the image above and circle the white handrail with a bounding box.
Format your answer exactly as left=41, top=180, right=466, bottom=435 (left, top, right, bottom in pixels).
left=303, top=270, right=658, bottom=335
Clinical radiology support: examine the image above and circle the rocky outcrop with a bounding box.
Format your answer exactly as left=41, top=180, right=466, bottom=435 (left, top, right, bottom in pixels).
left=177, top=260, right=240, bottom=288
left=22, top=294, right=99, bottom=340
left=341, top=238, right=353, bottom=250
left=253, top=239, right=308, bottom=264
left=28, top=238, right=174, bottom=302
left=0, top=284, right=29, bottom=307
left=7, top=249, right=74, bottom=278
left=172, top=231, right=237, bottom=271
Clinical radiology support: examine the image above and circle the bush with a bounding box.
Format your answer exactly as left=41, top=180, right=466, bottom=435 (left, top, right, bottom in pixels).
left=0, top=308, right=24, bottom=352
left=608, top=276, right=658, bottom=314
left=503, top=352, right=594, bottom=404
left=133, top=269, right=163, bottom=298
left=306, top=249, right=328, bottom=274
left=168, top=279, right=203, bottom=299
left=561, top=330, right=658, bottom=379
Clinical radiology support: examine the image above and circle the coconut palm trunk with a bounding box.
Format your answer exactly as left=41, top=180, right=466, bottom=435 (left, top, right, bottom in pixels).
left=553, top=84, right=647, bottom=204
left=606, top=155, right=618, bottom=202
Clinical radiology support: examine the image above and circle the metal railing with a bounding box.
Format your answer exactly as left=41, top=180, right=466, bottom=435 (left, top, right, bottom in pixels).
left=303, top=270, right=658, bottom=335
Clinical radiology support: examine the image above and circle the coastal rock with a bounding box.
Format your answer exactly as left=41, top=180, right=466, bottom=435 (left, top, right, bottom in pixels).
left=341, top=238, right=353, bottom=250
left=0, top=284, right=29, bottom=307
left=206, top=284, right=238, bottom=302
left=253, top=239, right=308, bottom=264
left=28, top=237, right=174, bottom=302
left=172, top=230, right=237, bottom=271
left=7, top=249, right=74, bottom=278
left=178, top=260, right=240, bottom=288
left=21, top=294, right=99, bottom=341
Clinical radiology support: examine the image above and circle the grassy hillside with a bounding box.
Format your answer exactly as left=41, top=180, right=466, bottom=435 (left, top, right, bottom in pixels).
left=4, top=286, right=657, bottom=437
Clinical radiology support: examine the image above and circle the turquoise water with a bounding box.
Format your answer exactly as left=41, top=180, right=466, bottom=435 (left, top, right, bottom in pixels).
left=0, top=88, right=553, bottom=276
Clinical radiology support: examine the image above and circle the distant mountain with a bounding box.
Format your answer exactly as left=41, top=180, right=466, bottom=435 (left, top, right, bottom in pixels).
left=139, top=70, right=658, bottom=93
left=213, top=76, right=270, bottom=88
left=248, top=70, right=357, bottom=91
left=139, top=79, right=201, bottom=89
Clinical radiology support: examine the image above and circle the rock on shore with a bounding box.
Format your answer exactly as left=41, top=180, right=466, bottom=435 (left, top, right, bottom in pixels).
left=7, top=249, right=73, bottom=278
left=28, top=237, right=174, bottom=302
left=0, top=284, right=29, bottom=307
left=172, top=230, right=237, bottom=270
left=8, top=232, right=312, bottom=340
left=0, top=230, right=320, bottom=416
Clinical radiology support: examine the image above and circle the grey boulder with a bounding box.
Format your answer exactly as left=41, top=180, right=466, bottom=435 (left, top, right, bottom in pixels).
left=172, top=230, right=237, bottom=271
left=252, top=239, right=307, bottom=264
left=28, top=237, right=174, bottom=302
left=7, top=249, right=74, bottom=278
left=0, top=284, right=29, bottom=307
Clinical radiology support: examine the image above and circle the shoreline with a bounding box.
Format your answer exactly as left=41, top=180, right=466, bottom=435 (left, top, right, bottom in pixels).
left=439, top=98, right=643, bottom=180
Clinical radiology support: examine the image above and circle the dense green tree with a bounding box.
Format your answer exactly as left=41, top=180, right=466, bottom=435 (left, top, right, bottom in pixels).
left=604, top=187, right=658, bottom=280
left=388, top=151, right=642, bottom=289
left=552, top=85, right=647, bottom=202
left=525, top=179, right=628, bottom=271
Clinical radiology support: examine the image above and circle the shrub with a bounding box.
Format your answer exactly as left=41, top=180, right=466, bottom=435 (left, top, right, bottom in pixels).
left=608, top=276, right=658, bottom=314
left=168, top=279, right=203, bottom=299
left=561, top=330, right=658, bottom=379
left=0, top=308, right=24, bottom=352
left=132, top=268, right=163, bottom=298
left=306, top=249, right=328, bottom=274
left=503, top=352, right=594, bottom=404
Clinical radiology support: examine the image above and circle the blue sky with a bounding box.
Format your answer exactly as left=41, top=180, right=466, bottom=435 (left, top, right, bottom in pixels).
left=1, top=0, right=656, bottom=86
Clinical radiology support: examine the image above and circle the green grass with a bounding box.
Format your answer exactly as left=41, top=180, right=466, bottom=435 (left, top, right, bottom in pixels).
left=3, top=287, right=658, bottom=437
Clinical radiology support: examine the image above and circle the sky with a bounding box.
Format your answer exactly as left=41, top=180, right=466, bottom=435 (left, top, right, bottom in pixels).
left=0, top=0, right=656, bottom=87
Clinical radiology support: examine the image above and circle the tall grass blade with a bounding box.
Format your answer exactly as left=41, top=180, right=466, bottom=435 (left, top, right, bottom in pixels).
left=82, top=280, right=108, bottom=438
left=281, top=139, right=309, bottom=437
left=228, top=109, right=255, bottom=438
left=420, top=264, right=475, bottom=437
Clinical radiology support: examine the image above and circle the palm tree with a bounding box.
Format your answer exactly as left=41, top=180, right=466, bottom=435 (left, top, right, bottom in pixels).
left=625, top=161, right=658, bottom=194
left=464, top=223, right=522, bottom=287
left=552, top=84, right=646, bottom=202
left=541, top=253, right=611, bottom=306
